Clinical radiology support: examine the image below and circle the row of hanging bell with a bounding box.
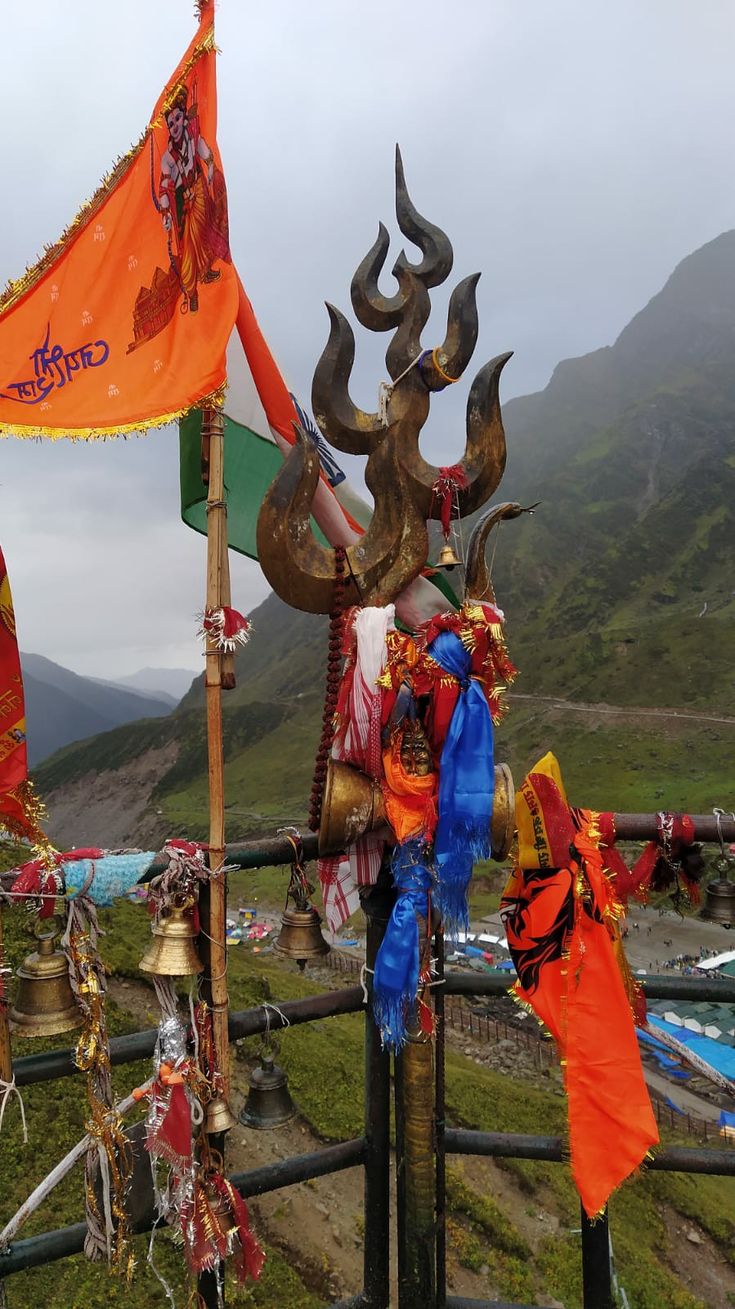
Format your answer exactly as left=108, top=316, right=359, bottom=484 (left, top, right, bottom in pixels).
left=9, top=919, right=82, bottom=1038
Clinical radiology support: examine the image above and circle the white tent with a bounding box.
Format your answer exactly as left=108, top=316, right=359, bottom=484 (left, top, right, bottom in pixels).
left=697, top=950, right=735, bottom=971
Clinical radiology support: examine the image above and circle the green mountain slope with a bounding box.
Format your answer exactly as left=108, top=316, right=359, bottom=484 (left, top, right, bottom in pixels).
left=34, top=232, right=735, bottom=846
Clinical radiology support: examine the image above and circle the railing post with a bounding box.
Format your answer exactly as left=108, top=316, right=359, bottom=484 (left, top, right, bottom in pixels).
left=435, top=930, right=446, bottom=1309
left=581, top=1205, right=614, bottom=1309
left=361, top=868, right=393, bottom=1309
left=395, top=907, right=437, bottom=1309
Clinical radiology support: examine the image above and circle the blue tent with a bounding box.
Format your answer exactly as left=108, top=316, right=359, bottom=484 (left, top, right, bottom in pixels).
left=647, top=1015, right=735, bottom=1080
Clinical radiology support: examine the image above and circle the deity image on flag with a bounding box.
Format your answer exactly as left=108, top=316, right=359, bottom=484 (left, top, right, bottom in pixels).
left=129, top=75, right=231, bottom=351
left=0, top=0, right=238, bottom=439
left=158, top=84, right=230, bottom=313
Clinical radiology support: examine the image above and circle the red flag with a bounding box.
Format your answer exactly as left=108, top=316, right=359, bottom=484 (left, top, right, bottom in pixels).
left=0, top=547, right=49, bottom=848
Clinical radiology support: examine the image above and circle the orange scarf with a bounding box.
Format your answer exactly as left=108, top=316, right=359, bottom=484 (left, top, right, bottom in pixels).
left=501, top=753, right=658, bottom=1216
left=381, top=738, right=437, bottom=845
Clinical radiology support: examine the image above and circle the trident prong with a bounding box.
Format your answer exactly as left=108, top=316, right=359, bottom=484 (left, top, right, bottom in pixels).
left=464, top=501, right=539, bottom=603
left=257, top=149, right=515, bottom=615
left=256, top=426, right=428, bottom=614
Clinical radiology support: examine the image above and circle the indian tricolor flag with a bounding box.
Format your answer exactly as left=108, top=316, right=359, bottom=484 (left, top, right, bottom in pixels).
left=180, top=277, right=455, bottom=628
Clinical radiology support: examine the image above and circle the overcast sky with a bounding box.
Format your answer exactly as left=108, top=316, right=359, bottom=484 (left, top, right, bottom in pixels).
left=2, top=1, right=734, bottom=678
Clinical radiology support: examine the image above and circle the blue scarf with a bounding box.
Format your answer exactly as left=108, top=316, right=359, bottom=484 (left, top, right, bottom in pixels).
left=373, top=841, right=434, bottom=1052
left=429, top=629, right=494, bottom=934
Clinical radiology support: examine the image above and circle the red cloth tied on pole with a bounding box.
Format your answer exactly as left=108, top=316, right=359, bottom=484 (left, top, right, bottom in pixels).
left=501, top=753, right=658, bottom=1217
left=599, top=811, right=702, bottom=905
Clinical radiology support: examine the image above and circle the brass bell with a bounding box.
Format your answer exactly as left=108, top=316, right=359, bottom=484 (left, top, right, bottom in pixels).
left=139, top=903, right=204, bottom=977
left=239, top=1051, right=296, bottom=1130
left=701, top=873, right=735, bottom=927
left=205, top=1091, right=238, bottom=1135
left=436, top=541, right=462, bottom=569
left=319, top=759, right=387, bottom=857
left=9, top=918, right=83, bottom=1038
left=274, top=904, right=330, bottom=969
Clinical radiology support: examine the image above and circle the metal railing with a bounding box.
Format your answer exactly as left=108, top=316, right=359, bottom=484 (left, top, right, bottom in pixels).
left=2, top=834, right=734, bottom=1309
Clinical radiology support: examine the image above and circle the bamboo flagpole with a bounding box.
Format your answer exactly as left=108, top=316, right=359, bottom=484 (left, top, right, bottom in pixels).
left=200, top=406, right=231, bottom=1112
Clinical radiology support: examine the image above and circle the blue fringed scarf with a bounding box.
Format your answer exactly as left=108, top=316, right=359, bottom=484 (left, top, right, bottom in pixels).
left=429, top=629, right=494, bottom=934
left=372, top=841, right=434, bottom=1051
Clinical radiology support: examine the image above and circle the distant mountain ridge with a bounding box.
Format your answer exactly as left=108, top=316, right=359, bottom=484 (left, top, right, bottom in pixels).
left=21, top=653, right=173, bottom=767
left=34, top=230, right=735, bottom=847
left=115, top=667, right=198, bottom=702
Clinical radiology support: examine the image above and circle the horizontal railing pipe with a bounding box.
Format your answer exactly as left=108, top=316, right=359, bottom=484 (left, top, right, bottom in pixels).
left=445, top=1130, right=735, bottom=1174
left=3, top=814, right=734, bottom=894
left=613, top=814, right=735, bottom=843
left=13, top=986, right=365, bottom=1087
left=230, top=1138, right=365, bottom=1196
left=443, top=972, right=735, bottom=1003
left=0, top=1140, right=366, bottom=1277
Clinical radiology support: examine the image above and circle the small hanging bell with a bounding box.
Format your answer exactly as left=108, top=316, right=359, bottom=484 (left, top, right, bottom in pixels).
left=239, top=1051, right=296, bottom=1130
left=436, top=541, right=462, bottom=569
left=205, top=1091, right=238, bottom=1135
left=274, top=904, right=330, bottom=970
left=139, top=902, right=204, bottom=977
left=9, top=918, right=83, bottom=1038
left=701, top=871, right=735, bottom=927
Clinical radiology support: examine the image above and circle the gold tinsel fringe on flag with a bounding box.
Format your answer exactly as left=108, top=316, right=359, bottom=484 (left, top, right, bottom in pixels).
left=0, top=383, right=226, bottom=442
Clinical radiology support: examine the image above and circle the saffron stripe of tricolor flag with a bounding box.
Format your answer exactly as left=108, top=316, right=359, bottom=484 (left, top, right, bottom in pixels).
left=180, top=275, right=456, bottom=629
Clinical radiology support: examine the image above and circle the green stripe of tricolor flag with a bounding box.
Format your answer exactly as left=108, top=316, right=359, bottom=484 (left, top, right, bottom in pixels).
left=180, top=409, right=327, bottom=559
left=179, top=277, right=457, bottom=624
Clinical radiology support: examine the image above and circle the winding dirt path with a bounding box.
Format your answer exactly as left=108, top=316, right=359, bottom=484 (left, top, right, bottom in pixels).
left=509, top=693, right=735, bottom=727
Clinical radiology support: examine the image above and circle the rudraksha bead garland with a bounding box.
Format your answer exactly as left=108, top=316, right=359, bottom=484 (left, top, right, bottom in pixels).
left=308, top=546, right=347, bottom=832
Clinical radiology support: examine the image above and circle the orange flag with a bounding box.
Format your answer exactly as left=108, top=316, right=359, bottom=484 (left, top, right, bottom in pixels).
left=0, top=1, right=237, bottom=439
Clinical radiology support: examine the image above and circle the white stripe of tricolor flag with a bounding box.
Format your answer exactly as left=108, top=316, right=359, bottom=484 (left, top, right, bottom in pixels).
left=228, top=276, right=453, bottom=628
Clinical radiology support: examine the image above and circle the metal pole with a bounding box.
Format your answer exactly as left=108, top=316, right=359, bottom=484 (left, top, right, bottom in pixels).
left=434, top=929, right=446, bottom=1309
left=396, top=908, right=437, bottom=1309
left=581, top=1205, right=614, bottom=1309
left=361, top=869, right=393, bottom=1309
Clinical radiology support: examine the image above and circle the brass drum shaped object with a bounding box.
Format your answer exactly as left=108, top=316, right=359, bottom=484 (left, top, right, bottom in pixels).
left=319, top=759, right=387, bottom=857
left=9, top=923, right=83, bottom=1038
left=205, top=1091, right=237, bottom=1135
left=274, top=905, right=330, bottom=967
left=239, top=1052, right=296, bottom=1130
left=139, top=903, right=204, bottom=977
left=490, top=762, right=515, bottom=862
left=701, top=876, right=735, bottom=927
left=318, top=756, right=515, bottom=862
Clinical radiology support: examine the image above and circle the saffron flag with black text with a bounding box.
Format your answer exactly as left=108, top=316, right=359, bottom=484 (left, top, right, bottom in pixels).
left=0, top=1, right=237, bottom=439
